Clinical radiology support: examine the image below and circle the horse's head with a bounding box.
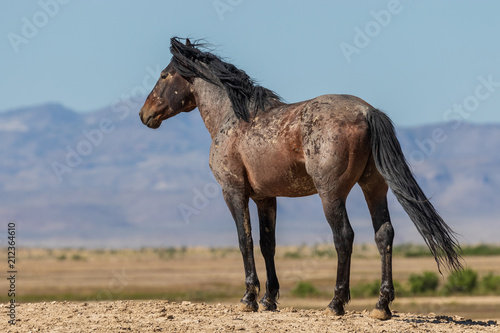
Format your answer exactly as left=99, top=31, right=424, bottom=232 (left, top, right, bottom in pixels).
left=139, top=61, right=197, bottom=129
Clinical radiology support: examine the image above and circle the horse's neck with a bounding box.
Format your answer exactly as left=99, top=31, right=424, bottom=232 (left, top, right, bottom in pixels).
left=192, top=78, right=235, bottom=138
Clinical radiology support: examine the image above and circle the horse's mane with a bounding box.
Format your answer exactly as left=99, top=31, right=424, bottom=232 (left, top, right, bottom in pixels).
left=170, top=37, right=282, bottom=122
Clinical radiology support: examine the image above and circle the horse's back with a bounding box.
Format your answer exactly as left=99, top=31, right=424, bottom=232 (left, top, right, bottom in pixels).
left=301, top=94, right=373, bottom=122
left=300, top=94, right=372, bottom=155
left=233, top=94, right=373, bottom=198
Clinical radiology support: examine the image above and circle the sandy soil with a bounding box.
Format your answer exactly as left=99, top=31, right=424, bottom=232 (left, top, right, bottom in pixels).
left=1, top=300, right=498, bottom=333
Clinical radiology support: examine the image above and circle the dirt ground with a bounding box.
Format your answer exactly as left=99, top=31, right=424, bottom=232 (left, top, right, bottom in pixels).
left=2, top=247, right=499, bottom=331
left=1, top=300, right=498, bottom=333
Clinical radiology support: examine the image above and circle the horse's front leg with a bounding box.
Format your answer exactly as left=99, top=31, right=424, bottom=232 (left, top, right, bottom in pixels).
left=222, top=188, right=260, bottom=312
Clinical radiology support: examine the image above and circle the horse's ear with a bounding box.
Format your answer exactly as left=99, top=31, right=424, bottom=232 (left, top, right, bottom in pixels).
left=186, top=38, right=192, bottom=47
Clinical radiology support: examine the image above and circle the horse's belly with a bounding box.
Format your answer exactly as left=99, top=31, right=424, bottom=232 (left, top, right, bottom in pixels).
left=246, top=160, right=317, bottom=198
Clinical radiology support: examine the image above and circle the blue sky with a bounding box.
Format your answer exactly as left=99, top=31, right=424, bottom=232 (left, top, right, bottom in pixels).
left=1, top=0, right=500, bottom=126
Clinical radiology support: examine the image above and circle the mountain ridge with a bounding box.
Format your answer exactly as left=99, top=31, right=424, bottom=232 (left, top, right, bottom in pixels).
left=1, top=103, right=498, bottom=248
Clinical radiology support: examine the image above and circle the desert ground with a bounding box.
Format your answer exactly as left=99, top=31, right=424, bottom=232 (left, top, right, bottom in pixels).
left=1, top=245, right=499, bottom=332
left=1, top=300, right=498, bottom=333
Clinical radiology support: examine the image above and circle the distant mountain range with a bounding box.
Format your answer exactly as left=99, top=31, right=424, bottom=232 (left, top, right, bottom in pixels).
left=0, top=103, right=498, bottom=248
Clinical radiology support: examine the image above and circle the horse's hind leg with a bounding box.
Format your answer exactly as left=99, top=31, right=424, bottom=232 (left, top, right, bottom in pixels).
left=320, top=192, right=354, bottom=316
left=358, top=161, right=395, bottom=320
left=254, top=197, right=279, bottom=311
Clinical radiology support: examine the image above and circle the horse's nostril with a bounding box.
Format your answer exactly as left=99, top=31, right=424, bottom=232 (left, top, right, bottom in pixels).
left=139, top=111, right=151, bottom=126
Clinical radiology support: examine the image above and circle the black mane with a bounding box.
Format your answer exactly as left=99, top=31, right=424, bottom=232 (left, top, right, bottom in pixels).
left=170, top=37, right=282, bottom=122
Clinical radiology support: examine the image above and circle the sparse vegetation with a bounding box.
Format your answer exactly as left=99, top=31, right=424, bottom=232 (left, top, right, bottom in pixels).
left=2, top=244, right=500, bottom=309
left=348, top=269, right=500, bottom=298
left=393, top=243, right=500, bottom=258
left=209, top=247, right=239, bottom=258
left=312, top=245, right=336, bottom=258
left=444, top=268, right=478, bottom=294
left=408, top=271, right=439, bottom=294
left=350, top=280, right=381, bottom=298
left=461, top=244, right=500, bottom=256
left=392, top=281, right=409, bottom=297
left=155, top=247, right=178, bottom=260
left=291, top=281, right=320, bottom=298
left=71, top=253, right=86, bottom=261
left=284, top=250, right=303, bottom=259
left=481, top=273, right=500, bottom=293
left=393, top=244, right=432, bottom=258
left=93, top=249, right=106, bottom=255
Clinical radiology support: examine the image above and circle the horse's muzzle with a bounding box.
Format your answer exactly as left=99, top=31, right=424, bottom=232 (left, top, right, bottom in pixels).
left=139, top=108, right=161, bottom=129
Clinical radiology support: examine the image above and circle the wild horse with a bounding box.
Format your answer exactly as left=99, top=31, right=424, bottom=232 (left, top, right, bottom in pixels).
left=139, top=38, right=462, bottom=320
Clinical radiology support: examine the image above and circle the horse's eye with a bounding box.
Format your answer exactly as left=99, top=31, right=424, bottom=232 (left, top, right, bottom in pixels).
left=161, top=73, right=168, bottom=79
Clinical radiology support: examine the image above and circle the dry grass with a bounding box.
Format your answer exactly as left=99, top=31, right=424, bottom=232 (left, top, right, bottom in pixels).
left=1, top=246, right=499, bottom=320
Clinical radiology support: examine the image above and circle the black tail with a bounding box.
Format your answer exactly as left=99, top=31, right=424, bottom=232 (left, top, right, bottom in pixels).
left=366, top=108, right=462, bottom=272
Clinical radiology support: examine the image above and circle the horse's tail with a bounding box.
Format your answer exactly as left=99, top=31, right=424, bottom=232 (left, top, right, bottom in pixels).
left=365, top=108, right=462, bottom=272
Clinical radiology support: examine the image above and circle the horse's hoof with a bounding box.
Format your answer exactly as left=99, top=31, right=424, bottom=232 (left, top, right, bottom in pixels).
left=370, top=308, right=392, bottom=321
left=238, top=301, right=259, bottom=312
left=259, top=298, right=277, bottom=311
left=324, top=305, right=344, bottom=316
